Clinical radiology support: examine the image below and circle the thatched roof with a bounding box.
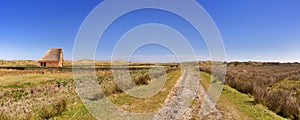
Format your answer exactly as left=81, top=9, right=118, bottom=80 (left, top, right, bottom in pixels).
left=38, top=48, right=63, bottom=62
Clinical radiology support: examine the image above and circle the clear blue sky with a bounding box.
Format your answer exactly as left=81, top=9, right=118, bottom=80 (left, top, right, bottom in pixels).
left=1, top=0, right=300, bottom=62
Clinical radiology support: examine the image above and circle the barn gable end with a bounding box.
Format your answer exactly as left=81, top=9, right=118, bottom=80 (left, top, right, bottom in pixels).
left=37, top=48, right=63, bottom=67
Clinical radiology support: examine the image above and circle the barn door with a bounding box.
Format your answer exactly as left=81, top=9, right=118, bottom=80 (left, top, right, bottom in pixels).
left=40, top=62, right=46, bottom=67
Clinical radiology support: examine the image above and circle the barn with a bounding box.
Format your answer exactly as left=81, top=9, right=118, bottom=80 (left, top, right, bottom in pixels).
left=37, top=48, right=63, bottom=67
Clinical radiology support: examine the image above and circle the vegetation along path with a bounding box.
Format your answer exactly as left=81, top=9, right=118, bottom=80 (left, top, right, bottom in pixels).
left=154, top=68, right=222, bottom=120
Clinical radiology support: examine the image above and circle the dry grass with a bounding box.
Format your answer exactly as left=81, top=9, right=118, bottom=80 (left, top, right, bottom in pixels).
left=98, top=68, right=176, bottom=97
left=199, top=61, right=300, bottom=119
left=0, top=68, right=81, bottom=119
left=0, top=110, right=10, bottom=120
left=0, top=72, right=73, bottom=88
left=39, top=98, right=67, bottom=119
left=0, top=81, right=78, bottom=119
left=0, top=60, right=36, bottom=67
left=200, top=72, right=286, bottom=120
left=108, top=70, right=182, bottom=113
left=0, top=67, right=175, bottom=119
left=0, top=69, right=48, bottom=76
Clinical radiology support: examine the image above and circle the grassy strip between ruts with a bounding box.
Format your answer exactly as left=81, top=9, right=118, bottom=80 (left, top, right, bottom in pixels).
left=199, top=72, right=287, bottom=120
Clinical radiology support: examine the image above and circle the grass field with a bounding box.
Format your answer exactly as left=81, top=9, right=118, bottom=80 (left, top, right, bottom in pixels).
left=0, top=66, right=180, bottom=119
left=53, top=70, right=182, bottom=119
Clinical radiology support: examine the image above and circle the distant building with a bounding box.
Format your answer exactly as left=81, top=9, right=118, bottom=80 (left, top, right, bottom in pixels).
left=37, top=48, right=63, bottom=67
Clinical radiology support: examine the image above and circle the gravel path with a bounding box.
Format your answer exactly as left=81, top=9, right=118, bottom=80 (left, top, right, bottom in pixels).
left=153, top=68, right=222, bottom=120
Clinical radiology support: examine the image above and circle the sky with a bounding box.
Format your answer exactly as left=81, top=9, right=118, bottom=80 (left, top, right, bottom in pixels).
left=1, top=0, right=300, bottom=62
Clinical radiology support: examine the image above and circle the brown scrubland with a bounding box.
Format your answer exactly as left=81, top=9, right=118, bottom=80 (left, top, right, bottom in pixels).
left=200, top=61, right=300, bottom=119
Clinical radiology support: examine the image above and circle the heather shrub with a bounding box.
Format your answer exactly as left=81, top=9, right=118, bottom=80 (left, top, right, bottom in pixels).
left=200, top=62, right=300, bottom=119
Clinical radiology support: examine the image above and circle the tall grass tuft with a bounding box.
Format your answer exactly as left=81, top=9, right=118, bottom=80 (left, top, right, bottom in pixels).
left=0, top=110, right=10, bottom=120
left=39, top=98, right=67, bottom=119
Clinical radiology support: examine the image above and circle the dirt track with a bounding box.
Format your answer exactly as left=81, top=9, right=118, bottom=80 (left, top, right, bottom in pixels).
left=153, top=68, right=222, bottom=120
